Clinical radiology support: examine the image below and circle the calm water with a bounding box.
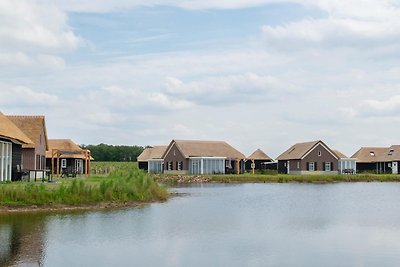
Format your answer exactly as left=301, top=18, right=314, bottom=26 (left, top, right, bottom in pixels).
left=2, top=183, right=400, bottom=266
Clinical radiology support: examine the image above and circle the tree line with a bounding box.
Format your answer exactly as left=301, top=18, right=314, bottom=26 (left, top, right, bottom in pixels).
left=81, top=143, right=144, bottom=162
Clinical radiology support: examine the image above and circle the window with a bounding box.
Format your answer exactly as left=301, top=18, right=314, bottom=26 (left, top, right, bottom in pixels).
left=226, top=160, right=231, bottom=168
left=297, top=162, right=300, bottom=169
left=389, top=149, right=394, bottom=155
left=167, top=161, right=172, bottom=170
left=370, top=151, right=375, bottom=157
left=308, top=162, right=315, bottom=171
left=318, top=151, right=322, bottom=157
left=177, top=161, right=182, bottom=170
left=325, top=162, right=331, bottom=172
left=61, top=159, right=67, bottom=168
left=173, top=150, right=176, bottom=156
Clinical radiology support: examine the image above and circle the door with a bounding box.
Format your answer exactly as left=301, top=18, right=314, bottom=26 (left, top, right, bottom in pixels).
left=392, top=162, right=398, bottom=174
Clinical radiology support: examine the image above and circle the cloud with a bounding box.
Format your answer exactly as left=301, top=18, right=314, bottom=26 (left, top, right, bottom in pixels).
left=0, top=0, right=81, bottom=68
left=0, top=85, right=59, bottom=106
left=355, top=95, right=400, bottom=118
left=164, top=73, right=286, bottom=105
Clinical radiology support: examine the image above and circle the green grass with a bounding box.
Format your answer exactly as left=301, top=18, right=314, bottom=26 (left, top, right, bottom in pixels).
left=0, top=164, right=168, bottom=207
left=209, top=173, right=400, bottom=183
left=155, top=172, right=400, bottom=184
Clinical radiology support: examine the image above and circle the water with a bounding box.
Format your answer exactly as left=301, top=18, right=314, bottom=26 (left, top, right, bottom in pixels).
left=2, top=183, right=400, bottom=266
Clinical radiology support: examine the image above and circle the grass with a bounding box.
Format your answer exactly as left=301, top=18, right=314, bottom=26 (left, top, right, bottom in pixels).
left=0, top=163, right=168, bottom=207
left=209, top=173, right=400, bottom=183
left=155, top=172, right=400, bottom=184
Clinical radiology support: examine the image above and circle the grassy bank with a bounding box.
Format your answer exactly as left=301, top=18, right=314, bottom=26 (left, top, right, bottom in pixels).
left=0, top=166, right=168, bottom=207
left=155, top=173, right=400, bottom=184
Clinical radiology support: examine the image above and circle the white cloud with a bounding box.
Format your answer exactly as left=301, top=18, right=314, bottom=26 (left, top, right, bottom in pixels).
left=0, top=85, right=58, bottom=106
left=356, top=95, right=400, bottom=117
left=0, top=0, right=81, bottom=68
left=164, top=73, right=285, bottom=105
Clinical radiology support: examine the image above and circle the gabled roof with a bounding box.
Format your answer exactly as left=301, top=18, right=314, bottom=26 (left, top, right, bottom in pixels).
left=247, top=149, right=272, bottom=161
left=352, top=146, right=400, bottom=162
left=137, top=146, right=167, bottom=161
left=163, top=140, right=245, bottom=159
left=46, top=139, right=92, bottom=159
left=0, top=112, right=33, bottom=145
left=333, top=150, right=347, bottom=159
left=276, top=140, right=339, bottom=160
left=7, top=115, right=48, bottom=149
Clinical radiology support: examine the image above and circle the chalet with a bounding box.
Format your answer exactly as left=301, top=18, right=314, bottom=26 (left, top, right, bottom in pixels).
left=276, top=140, right=354, bottom=174
left=352, top=145, right=400, bottom=174
left=162, top=140, right=245, bottom=175
left=137, top=146, right=167, bottom=173
left=0, top=112, right=33, bottom=181
left=245, top=149, right=276, bottom=171
left=46, top=139, right=92, bottom=176
left=7, top=115, right=48, bottom=172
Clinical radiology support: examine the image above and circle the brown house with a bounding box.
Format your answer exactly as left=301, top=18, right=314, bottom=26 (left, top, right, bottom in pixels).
left=276, top=140, right=340, bottom=174
left=137, top=146, right=167, bottom=173
left=245, top=149, right=276, bottom=171
left=0, top=112, right=33, bottom=181
left=352, top=145, right=400, bottom=174
left=162, top=140, right=245, bottom=174
left=7, top=115, right=48, bottom=171
left=46, top=139, right=92, bottom=176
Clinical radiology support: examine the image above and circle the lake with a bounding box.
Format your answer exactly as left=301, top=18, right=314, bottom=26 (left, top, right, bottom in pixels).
left=2, top=183, right=400, bottom=266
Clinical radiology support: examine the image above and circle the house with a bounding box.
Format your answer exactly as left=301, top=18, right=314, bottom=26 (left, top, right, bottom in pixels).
left=46, top=139, right=92, bottom=176
left=334, top=150, right=357, bottom=174
left=6, top=115, right=48, bottom=172
left=162, top=140, right=245, bottom=175
left=137, top=146, right=167, bottom=173
left=245, top=149, right=276, bottom=171
left=0, top=112, right=33, bottom=181
left=352, top=145, right=400, bottom=174
left=276, top=140, right=343, bottom=174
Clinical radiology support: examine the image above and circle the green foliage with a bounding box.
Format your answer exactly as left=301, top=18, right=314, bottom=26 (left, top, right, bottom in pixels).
left=81, top=143, right=144, bottom=162
left=0, top=166, right=168, bottom=206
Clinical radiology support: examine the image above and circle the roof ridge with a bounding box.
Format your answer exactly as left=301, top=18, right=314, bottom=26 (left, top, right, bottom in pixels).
left=6, top=115, right=45, bottom=118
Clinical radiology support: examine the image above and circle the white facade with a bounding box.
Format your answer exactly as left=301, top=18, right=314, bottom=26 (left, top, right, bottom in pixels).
left=189, top=157, right=225, bottom=174
left=148, top=160, right=163, bottom=173
left=0, top=141, right=12, bottom=182
left=338, top=158, right=357, bottom=174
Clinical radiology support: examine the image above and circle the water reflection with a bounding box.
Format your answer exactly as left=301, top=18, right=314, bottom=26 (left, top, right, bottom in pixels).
left=2, top=183, right=400, bottom=266
left=0, top=213, right=47, bottom=266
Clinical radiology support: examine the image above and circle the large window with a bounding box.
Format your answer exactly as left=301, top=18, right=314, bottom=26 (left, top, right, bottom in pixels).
left=325, top=162, right=331, bottom=172
left=308, top=162, right=315, bottom=171
left=61, top=159, right=67, bottom=168
left=0, top=141, right=12, bottom=182
left=167, top=161, right=172, bottom=171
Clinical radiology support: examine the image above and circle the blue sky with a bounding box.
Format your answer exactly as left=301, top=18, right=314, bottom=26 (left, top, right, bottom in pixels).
left=1, top=0, right=400, bottom=157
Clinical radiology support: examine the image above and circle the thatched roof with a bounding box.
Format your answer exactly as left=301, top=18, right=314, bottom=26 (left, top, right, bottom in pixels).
left=137, top=146, right=167, bottom=161
left=164, top=140, right=245, bottom=159
left=351, top=146, right=400, bottom=162
left=247, top=149, right=272, bottom=160
left=277, top=140, right=320, bottom=160
left=333, top=150, right=347, bottom=159
left=276, top=140, right=339, bottom=160
left=7, top=115, right=48, bottom=149
left=46, top=139, right=92, bottom=160
left=0, top=112, right=33, bottom=145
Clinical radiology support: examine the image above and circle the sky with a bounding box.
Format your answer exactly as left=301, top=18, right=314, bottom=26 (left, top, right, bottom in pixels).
left=1, top=0, right=400, bottom=158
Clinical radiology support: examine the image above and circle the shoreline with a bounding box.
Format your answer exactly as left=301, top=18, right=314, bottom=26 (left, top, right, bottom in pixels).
left=0, top=192, right=187, bottom=214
